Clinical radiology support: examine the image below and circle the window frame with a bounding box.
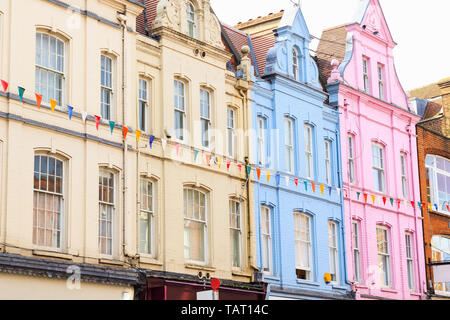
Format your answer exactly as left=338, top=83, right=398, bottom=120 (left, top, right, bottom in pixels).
left=425, top=155, right=450, bottom=215
left=325, top=140, right=332, bottom=186
left=230, top=199, right=242, bottom=269
left=285, top=117, right=294, bottom=174
left=376, top=226, right=392, bottom=288
left=187, top=2, right=197, bottom=38
left=200, top=89, right=211, bottom=149
left=174, top=79, right=187, bottom=141
left=400, top=153, right=409, bottom=200
left=294, top=212, right=313, bottom=281
left=138, top=78, right=150, bottom=133
left=98, top=169, right=116, bottom=257
left=348, top=134, right=356, bottom=184
left=227, top=108, right=236, bottom=159
left=352, top=220, right=361, bottom=283
left=257, top=116, right=267, bottom=167
left=372, top=142, right=386, bottom=193
left=377, top=64, right=385, bottom=100
left=261, top=205, right=272, bottom=275
left=405, top=232, right=415, bottom=291
left=328, top=221, right=339, bottom=284
left=139, top=178, right=155, bottom=257
left=362, top=57, right=370, bottom=94
left=304, top=124, right=314, bottom=179
left=100, top=54, right=114, bottom=121
left=292, top=47, right=299, bottom=81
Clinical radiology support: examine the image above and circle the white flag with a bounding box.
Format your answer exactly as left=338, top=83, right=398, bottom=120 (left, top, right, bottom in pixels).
left=161, top=139, right=167, bottom=151
left=285, top=176, right=290, bottom=186
left=81, top=111, right=88, bottom=122
left=336, top=188, right=341, bottom=197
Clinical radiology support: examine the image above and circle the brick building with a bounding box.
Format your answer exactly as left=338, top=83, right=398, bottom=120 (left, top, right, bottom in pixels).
left=411, top=77, right=450, bottom=299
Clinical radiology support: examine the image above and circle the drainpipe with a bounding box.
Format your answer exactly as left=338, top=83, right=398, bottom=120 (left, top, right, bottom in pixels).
left=118, top=13, right=129, bottom=258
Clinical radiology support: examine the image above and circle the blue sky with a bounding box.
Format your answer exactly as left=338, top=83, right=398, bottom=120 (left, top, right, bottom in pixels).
left=211, top=0, right=450, bottom=91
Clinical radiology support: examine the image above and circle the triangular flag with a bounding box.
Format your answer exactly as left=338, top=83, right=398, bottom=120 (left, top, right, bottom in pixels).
left=410, top=201, right=415, bottom=208
left=275, top=174, right=280, bottom=185
left=311, top=182, right=316, bottom=193
left=50, top=99, right=57, bottom=112
left=256, top=168, right=261, bottom=180
left=218, top=157, right=222, bottom=168
left=122, top=126, right=128, bottom=140
left=390, top=198, right=394, bottom=207
left=294, top=178, right=298, bottom=187
left=1, top=80, right=8, bottom=92
left=371, top=195, right=376, bottom=205
left=238, top=164, right=242, bottom=172
left=383, top=197, right=387, bottom=205
left=18, top=87, right=25, bottom=102
left=320, top=184, right=324, bottom=195
left=446, top=204, right=449, bottom=212
left=149, top=135, right=155, bottom=149
left=337, top=188, right=341, bottom=197
left=109, top=121, right=115, bottom=134
left=81, top=111, right=88, bottom=122
left=363, top=194, right=368, bottom=203
left=344, top=189, right=348, bottom=198
left=161, top=139, right=167, bottom=151
left=193, top=150, right=199, bottom=162
left=398, top=199, right=402, bottom=209
left=267, top=171, right=271, bottom=183
left=136, top=130, right=142, bottom=144
left=418, top=202, right=422, bottom=210
left=227, top=160, right=231, bottom=171
left=428, top=203, right=432, bottom=211
left=175, top=143, right=179, bottom=155
left=35, top=94, right=42, bottom=109
left=328, top=187, right=332, bottom=196
left=434, top=204, right=438, bottom=211
left=246, top=165, right=251, bottom=176
left=94, top=115, right=101, bottom=130
left=304, top=181, right=308, bottom=191
left=206, top=154, right=211, bottom=166
left=67, top=105, right=73, bottom=120
left=285, top=176, right=290, bottom=187
left=357, top=192, right=361, bottom=201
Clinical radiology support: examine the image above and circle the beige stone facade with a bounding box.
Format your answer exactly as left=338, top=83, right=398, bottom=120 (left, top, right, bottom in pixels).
left=0, top=0, right=261, bottom=299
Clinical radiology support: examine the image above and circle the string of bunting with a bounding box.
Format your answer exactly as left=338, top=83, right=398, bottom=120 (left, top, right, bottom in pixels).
left=2, top=80, right=449, bottom=214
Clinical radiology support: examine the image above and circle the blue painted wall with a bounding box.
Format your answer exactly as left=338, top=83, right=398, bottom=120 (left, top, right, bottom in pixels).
left=249, top=7, right=351, bottom=299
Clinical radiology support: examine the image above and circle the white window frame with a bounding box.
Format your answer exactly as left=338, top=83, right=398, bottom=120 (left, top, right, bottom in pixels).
left=33, top=154, right=65, bottom=249
left=35, top=32, right=65, bottom=107
left=174, top=80, right=186, bottom=141
left=292, top=47, right=299, bottom=81
left=227, top=108, right=236, bottom=158
left=261, top=206, right=272, bottom=274
left=372, top=143, right=386, bottom=193
left=328, top=221, right=339, bottom=284
left=425, top=155, right=450, bottom=215
left=138, top=78, right=149, bottom=132
left=294, top=212, right=313, bottom=281
left=200, top=89, right=211, bottom=149
left=304, top=124, right=314, bottom=179
left=363, top=57, right=370, bottom=94
left=400, top=153, right=408, bottom=200
left=352, top=220, right=361, bottom=283
left=257, top=117, right=266, bottom=167
left=405, top=232, right=415, bottom=291
left=285, top=118, right=294, bottom=174
left=325, top=140, right=332, bottom=186
left=378, top=64, right=384, bottom=100
left=184, top=188, right=208, bottom=264
left=187, top=2, right=197, bottom=38
left=101, top=55, right=113, bottom=120
left=99, top=170, right=115, bottom=257
left=230, top=200, right=242, bottom=269
left=348, top=134, right=356, bottom=184
left=377, top=226, right=391, bottom=288
left=139, top=178, right=155, bottom=257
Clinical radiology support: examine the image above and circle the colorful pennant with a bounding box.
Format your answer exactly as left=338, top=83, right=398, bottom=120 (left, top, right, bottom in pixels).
left=193, top=149, right=199, bottom=162
left=1, top=80, right=8, bottom=92
left=320, top=184, right=324, bottom=195
left=18, top=86, right=25, bottom=102
left=311, top=182, right=316, bottom=193
left=136, top=130, right=141, bottom=144
left=94, top=115, right=101, bottom=130
left=122, top=126, right=128, bottom=140
left=149, top=135, right=155, bottom=149
left=275, top=174, right=280, bottom=185
left=67, top=105, right=73, bottom=120
left=256, top=168, right=261, bottom=180
left=109, top=121, right=115, bottom=134
left=267, top=171, right=271, bottom=183
left=35, top=94, right=42, bottom=109
left=81, top=111, right=88, bottom=122
left=246, top=165, right=252, bottom=176
left=50, top=99, right=57, bottom=112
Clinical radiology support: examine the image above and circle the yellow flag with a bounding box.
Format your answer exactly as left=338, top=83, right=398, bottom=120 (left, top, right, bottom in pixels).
left=371, top=195, right=376, bottom=205
left=218, top=157, right=222, bottom=169
left=136, top=130, right=142, bottom=144
left=266, top=171, right=271, bottom=183
left=320, top=184, right=324, bottom=195
left=50, top=99, right=57, bottom=112
left=428, top=203, right=432, bottom=211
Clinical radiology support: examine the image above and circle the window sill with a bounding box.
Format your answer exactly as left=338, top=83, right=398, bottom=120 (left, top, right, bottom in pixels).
left=409, top=292, right=422, bottom=297
left=32, top=249, right=73, bottom=261
left=263, top=275, right=280, bottom=282
left=331, top=284, right=348, bottom=291
left=139, top=256, right=163, bottom=266
left=380, top=287, right=398, bottom=294
left=232, top=270, right=252, bottom=278
left=185, top=264, right=216, bottom=272
left=99, top=258, right=124, bottom=267
left=296, top=279, right=320, bottom=287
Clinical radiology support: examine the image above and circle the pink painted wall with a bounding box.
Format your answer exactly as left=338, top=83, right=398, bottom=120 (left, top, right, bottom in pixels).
left=332, top=0, right=426, bottom=300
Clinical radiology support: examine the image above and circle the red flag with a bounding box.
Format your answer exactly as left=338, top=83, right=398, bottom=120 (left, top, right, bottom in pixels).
left=397, top=199, right=401, bottom=209
left=363, top=194, right=368, bottom=203
left=446, top=204, right=450, bottom=212
left=411, top=201, right=415, bottom=208
left=238, top=164, right=242, bottom=172
left=35, top=94, right=42, bottom=109
left=206, top=154, right=211, bottom=166
left=94, top=115, right=101, bottom=130
left=256, top=168, right=261, bottom=180
left=1, top=80, right=8, bottom=92
left=383, top=197, right=387, bottom=205
left=227, top=160, right=231, bottom=171
left=294, top=178, right=298, bottom=187
left=122, top=126, right=128, bottom=139
left=175, top=143, right=179, bottom=155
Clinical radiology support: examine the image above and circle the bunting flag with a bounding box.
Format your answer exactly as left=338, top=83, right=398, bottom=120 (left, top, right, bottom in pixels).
left=320, top=184, right=324, bottom=195
left=357, top=192, right=361, bottom=201
left=275, top=174, right=280, bottom=185
left=383, top=197, right=387, bottom=205
left=18, top=87, right=25, bottom=102
left=193, top=149, right=199, bottom=162
left=328, top=187, right=332, bottom=196
left=311, top=182, right=316, bottom=193
left=175, top=143, right=179, bottom=155
left=371, top=195, right=376, bottom=205
left=304, top=181, right=308, bottom=191
left=218, top=157, right=222, bottom=168
left=81, top=111, right=88, bottom=122
left=410, top=201, right=415, bottom=208
left=267, top=171, right=271, bottom=183
left=397, top=199, right=402, bottom=209
left=256, top=168, right=261, bottom=180
left=1, top=80, right=8, bottom=92
left=390, top=198, right=394, bottom=207
left=109, top=121, right=115, bottom=134
left=136, top=130, right=141, bottom=144
left=94, top=115, right=101, bottom=130
left=35, top=94, right=42, bottom=109
left=337, top=188, right=341, bottom=197
left=344, top=189, right=348, bottom=198
left=206, top=154, right=211, bottom=166
left=446, top=204, right=449, bottom=212
left=67, top=105, right=73, bottom=120
left=149, top=135, right=155, bottom=149
left=434, top=204, right=438, bottom=211
left=428, top=203, right=432, bottom=211
left=418, top=202, right=422, bottom=210
left=50, top=99, right=57, bottom=112
left=294, top=178, right=298, bottom=187
left=285, top=176, right=290, bottom=187
left=122, top=126, right=128, bottom=140
left=227, top=160, right=231, bottom=171
left=363, top=194, right=367, bottom=203
left=246, top=165, right=252, bottom=176
left=161, top=139, right=167, bottom=151
left=238, top=164, right=242, bottom=172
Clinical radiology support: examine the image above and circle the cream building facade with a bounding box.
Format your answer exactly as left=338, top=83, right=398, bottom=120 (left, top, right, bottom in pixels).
left=0, top=0, right=263, bottom=300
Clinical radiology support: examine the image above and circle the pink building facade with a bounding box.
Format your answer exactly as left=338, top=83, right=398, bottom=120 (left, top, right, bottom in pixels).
left=321, top=0, right=426, bottom=300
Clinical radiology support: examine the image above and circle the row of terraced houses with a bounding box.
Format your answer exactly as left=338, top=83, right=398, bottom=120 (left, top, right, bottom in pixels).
left=0, top=0, right=448, bottom=300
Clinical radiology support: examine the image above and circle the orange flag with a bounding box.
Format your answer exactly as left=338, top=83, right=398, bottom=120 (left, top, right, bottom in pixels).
left=256, top=168, right=261, bottom=180
left=122, top=126, right=128, bottom=140
left=311, top=182, right=316, bottom=193
left=364, top=194, right=368, bottom=203
left=266, top=171, right=271, bottom=183
left=35, top=94, right=42, bottom=109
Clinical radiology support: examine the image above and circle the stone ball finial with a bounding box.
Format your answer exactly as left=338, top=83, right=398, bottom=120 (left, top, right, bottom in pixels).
left=331, top=59, right=339, bottom=68
left=241, top=45, right=250, bottom=57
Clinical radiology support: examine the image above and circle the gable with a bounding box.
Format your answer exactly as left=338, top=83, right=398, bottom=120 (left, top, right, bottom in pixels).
left=359, top=0, right=395, bottom=45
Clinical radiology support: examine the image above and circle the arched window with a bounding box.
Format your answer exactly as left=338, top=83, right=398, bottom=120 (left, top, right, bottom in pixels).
left=292, top=47, right=299, bottom=81
left=184, top=187, right=208, bottom=263
left=35, top=32, right=65, bottom=107
left=187, top=2, right=196, bottom=38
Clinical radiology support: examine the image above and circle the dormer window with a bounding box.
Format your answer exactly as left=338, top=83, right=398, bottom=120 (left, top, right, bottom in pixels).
left=292, top=47, right=299, bottom=81
left=187, top=2, right=196, bottom=38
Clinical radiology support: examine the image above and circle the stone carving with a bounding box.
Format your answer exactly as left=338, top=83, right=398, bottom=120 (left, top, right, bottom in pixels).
left=153, top=0, right=181, bottom=30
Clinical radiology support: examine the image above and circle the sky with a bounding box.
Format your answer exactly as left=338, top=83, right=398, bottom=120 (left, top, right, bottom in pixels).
left=210, top=0, right=450, bottom=91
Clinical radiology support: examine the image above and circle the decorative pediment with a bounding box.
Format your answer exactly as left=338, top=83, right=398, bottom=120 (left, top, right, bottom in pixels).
left=360, top=0, right=394, bottom=44
left=152, top=0, right=224, bottom=49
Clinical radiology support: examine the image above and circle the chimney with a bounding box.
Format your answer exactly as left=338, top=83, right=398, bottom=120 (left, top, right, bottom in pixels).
left=437, top=77, right=450, bottom=137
